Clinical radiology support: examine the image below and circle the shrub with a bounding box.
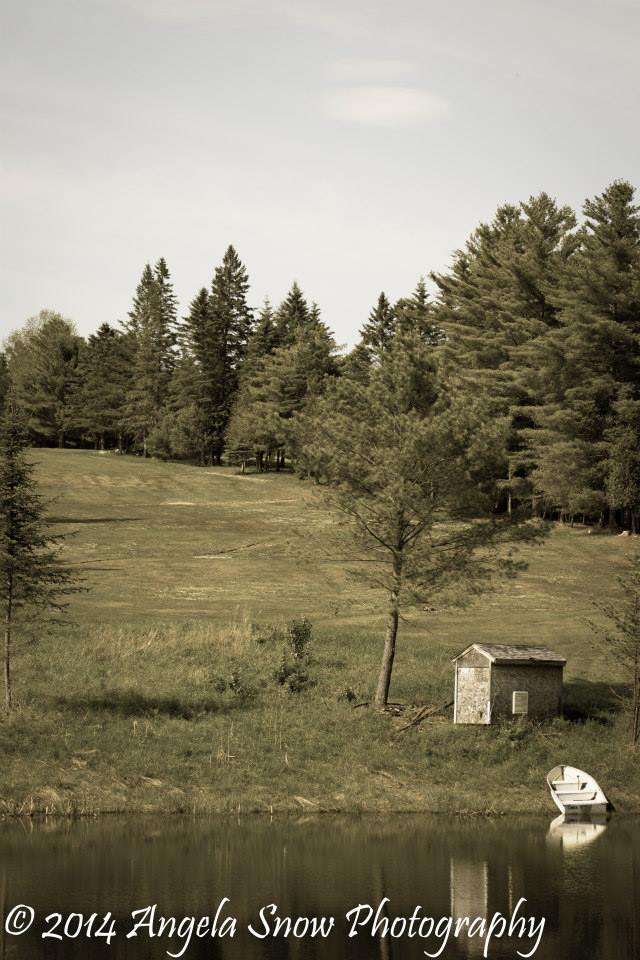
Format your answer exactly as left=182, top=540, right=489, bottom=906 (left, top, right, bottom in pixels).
left=287, top=617, right=312, bottom=659
left=274, top=653, right=315, bottom=693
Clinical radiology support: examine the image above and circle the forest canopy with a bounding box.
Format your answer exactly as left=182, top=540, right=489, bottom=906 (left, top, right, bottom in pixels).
left=3, top=180, right=640, bottom=532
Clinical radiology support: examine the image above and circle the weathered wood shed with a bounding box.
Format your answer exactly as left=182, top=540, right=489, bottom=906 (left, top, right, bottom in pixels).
left=453, top=643, right=566, bottom=725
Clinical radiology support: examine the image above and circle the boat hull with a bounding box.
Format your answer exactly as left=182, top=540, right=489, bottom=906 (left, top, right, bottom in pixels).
left=547, top=764, right=609, bottom=816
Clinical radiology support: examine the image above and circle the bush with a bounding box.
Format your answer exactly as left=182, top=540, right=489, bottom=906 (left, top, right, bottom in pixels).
left=287, top=617, right=312, bottom=659
left=274, top=654, right=314, bottom=693
left=209, top=664, right=258, bottom=704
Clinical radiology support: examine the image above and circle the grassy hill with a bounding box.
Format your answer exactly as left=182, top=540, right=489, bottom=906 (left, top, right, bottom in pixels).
left=1, top=448, right=638, bottom=816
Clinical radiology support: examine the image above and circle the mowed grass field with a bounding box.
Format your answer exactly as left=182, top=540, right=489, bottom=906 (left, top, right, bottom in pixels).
left=1, top=448, right=638, bottom=816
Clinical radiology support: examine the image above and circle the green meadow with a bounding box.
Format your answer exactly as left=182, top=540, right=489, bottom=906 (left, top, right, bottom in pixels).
left=0, top=449, right=638, bottom=816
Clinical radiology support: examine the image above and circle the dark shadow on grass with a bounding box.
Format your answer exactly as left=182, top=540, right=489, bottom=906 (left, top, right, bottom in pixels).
left=55, top=689, right=243, bottom=719
left=563, top=679, right=629, bottom=724
left=48, top=517, right=142, bottom=524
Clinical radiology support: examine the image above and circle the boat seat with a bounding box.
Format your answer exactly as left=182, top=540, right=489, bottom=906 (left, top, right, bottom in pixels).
left=558, top=792, right=598, bottom=803
left=553, top=782, right=587, bottom=791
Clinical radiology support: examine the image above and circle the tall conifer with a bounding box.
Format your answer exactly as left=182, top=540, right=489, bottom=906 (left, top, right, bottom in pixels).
left=0, top=408, right=77, bottom=711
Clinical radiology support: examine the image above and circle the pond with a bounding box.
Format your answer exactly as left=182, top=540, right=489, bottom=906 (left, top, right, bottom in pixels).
left=0, top=815, right=638, bottom=959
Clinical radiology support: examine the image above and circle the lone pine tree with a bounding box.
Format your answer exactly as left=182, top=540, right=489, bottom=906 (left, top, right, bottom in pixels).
left=299, top=333, right=528, bottom=709
left=0, top=409, right=76, bottom=712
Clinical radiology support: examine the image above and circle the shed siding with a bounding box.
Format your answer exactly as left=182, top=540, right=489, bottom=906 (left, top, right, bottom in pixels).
left=455, top=666, right=491, bottom=724
left=490, top=664, right=563, bottom=720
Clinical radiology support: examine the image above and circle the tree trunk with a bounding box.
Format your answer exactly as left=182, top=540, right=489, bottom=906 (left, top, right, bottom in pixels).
left=4, top=582, right=12, bottom=714
left=58, top=429, right=65, bottom=449
left=633, top=645, right=640, bottom=746
left=374, top=550, right=402, bottom=709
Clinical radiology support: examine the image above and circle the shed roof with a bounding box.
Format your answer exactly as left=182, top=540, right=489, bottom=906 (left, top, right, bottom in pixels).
left=452, top=643, right=566, bottom=666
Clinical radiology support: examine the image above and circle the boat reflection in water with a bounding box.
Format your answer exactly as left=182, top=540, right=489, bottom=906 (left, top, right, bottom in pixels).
left=547, top=813, right=609, bottom=852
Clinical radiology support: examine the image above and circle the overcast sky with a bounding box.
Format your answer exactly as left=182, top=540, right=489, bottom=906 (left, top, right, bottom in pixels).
left=1, top=0, right=638, bottom=345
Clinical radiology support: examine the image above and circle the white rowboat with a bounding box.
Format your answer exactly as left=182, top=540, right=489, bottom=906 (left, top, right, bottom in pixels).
left=546, top=765, right=609, bottom=816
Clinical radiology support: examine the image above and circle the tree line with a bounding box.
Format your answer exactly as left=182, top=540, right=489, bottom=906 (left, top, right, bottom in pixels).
left=3, top=179, right=640, bottom=530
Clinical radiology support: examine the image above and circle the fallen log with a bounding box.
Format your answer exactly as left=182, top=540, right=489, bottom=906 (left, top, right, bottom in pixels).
left=395, top=701, right=453, bottom=734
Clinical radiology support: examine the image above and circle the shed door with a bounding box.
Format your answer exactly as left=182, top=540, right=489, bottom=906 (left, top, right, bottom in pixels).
left=456, top=666, right=491, bottom=724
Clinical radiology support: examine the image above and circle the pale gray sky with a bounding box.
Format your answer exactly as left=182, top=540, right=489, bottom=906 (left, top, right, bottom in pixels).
left=1, top=0, right=638, bottom=344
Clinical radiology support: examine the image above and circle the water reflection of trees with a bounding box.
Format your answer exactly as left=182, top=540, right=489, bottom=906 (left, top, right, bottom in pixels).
left=0, top=815, right=638, bottom=959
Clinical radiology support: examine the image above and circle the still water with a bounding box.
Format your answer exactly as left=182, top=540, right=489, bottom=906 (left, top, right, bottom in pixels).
left=0, top=815, right=638, bottom=960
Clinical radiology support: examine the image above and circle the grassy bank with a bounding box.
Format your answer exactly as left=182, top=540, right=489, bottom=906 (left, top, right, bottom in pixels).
left=0, top=449, right=638, bottom=816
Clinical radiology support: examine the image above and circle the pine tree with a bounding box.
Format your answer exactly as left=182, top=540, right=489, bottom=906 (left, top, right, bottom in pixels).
left=525, top=182, right=640, bottom=522
left=0, top=407, right=77, bottom=711
left=123, top=262, right=176, bottom=455
left=206, top=246, right=254, bottom=462
left=359, top=292, right=396, bottom=364
left=605, top=391, right=640, bottom=532
left=167, top=287, right=226, bottom=463
left=5, top=311, right=83, bottom=447
left=431, top=194, right=578, bottom=513
left=243, top=299, right=280, bottom=376
left=274, top=282, right=310, bottom=346
left=72, top=324, right=133, bottom=450
left=124, top=264, right=156, bottom=337
left=227, top=323, right=338, bottom=472
left=395, top=277, right=442, bottom=344
left=297, top=333, right=530, bottom=708
left=0, top=355, right=9, bottom=418
left=154, top=256, right=178, bottom=347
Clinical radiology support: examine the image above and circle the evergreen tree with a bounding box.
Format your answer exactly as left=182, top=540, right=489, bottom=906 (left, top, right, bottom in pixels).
left=166, top=287, right=226, bottom=463
left=227, top=323, right=338, bottom=471
left=5, top=311, right=83, bottom=447
left=154, top=256, right=178, bottom=346
left=297, top=333, right=529, bottom=708
left=0, top=355, right=9, bottom=418
left=210, top=245, right=253, bottom=372
left=206, top=246, right=254, bottom=462
left=431, top=194, right=578, bottom=513
left=606, top=390, right=640, bottom=533
left=124, top=263, right=156, bottom=337
left=274, top=282, right=310, bottom=346
left=395, top=277, right=442, bottom=344
left=359, top=292, right=396, bottom=363
left=123, top=262, right=176, bottom=455
left=524, top=182, right=640, bottom=521
left=243, top=299, right=280, bottom=376
left=0, top=407, right=77, bottom=711
left=72, top=324, right=133, bottom=450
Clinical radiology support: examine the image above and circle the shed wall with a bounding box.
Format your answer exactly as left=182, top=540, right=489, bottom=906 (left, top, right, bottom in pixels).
left=490, top=664, right=563, bottom=720
left=455, top=666, right=490, bottom=724
left=456, top=648, right=490, bottom=668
